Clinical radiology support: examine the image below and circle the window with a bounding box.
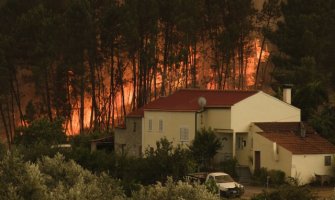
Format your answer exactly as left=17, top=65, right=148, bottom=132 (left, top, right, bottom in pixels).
left=236, top=133, right=247, bottom=150
left=148, top=119, right=152, bottom=131
left=133, top=121, right=136, bottom=132
left=325, top=156, right=331, bottom=166
left=180, top=127, right=189, bottom=143
left=159, top=119, right=163, bottom=132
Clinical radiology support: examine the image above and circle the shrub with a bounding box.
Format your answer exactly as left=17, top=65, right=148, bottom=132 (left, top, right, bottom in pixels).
left=138, top=138, right=196, bottom=184
left=268, top=169, right=286, bottom=185
left=217, top=159, right=238, bottom=178
left=253, top=167, right=268, bottom=184
left=189, top=128, right=222, bottom=171
left=131, top=177, right=220, bottom=200
left=253, top=167, right=286, bottom=186
left=251, top=184, right=317, bottom=200
left=0, top=152, right=126, bottom=200
left=69, top=131, right=111, bottom=149
left=15, top=142, right=67, bottom=162
left=14, top=118, right=66, bottom=146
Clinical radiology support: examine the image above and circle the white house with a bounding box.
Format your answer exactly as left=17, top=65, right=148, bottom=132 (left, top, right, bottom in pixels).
left=251, top=122, right=335, bottom=184
left=114, top=88, right=335, bottom=183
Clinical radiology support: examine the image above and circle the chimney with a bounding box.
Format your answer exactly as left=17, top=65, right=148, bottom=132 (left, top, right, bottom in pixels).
left=282, top=84, right=293, bottom=104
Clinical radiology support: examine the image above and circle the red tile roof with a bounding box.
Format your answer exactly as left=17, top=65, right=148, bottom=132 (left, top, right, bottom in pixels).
left=127, top=89, right=257, bottom=117
left=127, top=107, right=144, bottom=117
left=255, top=122, right=315, bottom=134
left=255, top=122, right=335, bottom=154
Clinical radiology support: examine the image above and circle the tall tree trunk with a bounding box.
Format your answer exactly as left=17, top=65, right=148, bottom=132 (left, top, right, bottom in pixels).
left=10, top=92, right=15, bottom=137
left=154, top=33, right=159, bottom=100
left=66, top=72, right=73, bottom=134
left=244, top=54, right=248, bottom=88
left=232, top=53, right=236, bottom=89
left=238, top=38, right=244, bottom=90
left=132, top=56, right=137, bottom=110
left=79, top=72, right=85, bottom=134
left=142, top=37, right=148, bottom=106
left=223, top=61, right=230, bottom=90
left=117, top=54, right=126, bottom=121
left=44, top=67, right=53, bottom=122
left=138, top=51, right=143, bottom=108
left=0, top=103, right=11, bottom=149
left=6, top=99, right=13, bottom=143
left=10, top=71, right=25, bottom=127
left=255, top=18, right=271, bottom=89
left=161, top=23, right=170, bottom=96
left=254, top=36, right=266, bottom=89
left=89, top=61, right=100, bottom=131
left=191, top=41, right=197, bottom=88
left=107, top=47, right=114, bottom=132
left=184, top=45, right=189, bottom=88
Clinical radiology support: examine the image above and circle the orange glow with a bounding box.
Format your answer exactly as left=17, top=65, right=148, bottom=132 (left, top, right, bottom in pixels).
left=63, top=38, right=269, bottom=135
left=64, top=65, right=134, bottom=135
left=246, top=39, right=270, bottom=86
left=65, top=97, right=92, bottom=135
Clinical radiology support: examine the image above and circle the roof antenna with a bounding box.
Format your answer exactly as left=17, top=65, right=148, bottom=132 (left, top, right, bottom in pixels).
left=198, top=96, right=207, bottom=111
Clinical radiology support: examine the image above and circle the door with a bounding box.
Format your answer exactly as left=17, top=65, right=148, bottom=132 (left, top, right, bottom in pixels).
left=255, top=151, right=261, bottom=171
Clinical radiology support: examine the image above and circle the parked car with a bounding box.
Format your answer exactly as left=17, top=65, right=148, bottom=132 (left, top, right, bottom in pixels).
left=186, top=172, right=244, bottom=198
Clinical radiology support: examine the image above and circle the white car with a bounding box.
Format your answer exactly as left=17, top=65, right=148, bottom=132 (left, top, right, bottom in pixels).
left=206, top=172, right=244, bottom=198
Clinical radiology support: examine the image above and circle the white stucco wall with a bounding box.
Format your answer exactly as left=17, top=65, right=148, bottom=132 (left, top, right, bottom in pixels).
left=231, top=91, right=301, bottom=132
left=243, top=124, right=264, bottom=167
left=142, top=111, right=196, bottom=151
left=231, top=92, right=300, bottom=165
left=203, top=108, right=231, bottom=130
left=235, top=132, right=250, bottom=165
left=291, top=154, right=335, bottom=184
left=253, top=132, right=293, bottom=177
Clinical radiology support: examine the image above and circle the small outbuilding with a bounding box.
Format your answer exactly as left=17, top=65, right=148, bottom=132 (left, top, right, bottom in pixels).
left=252, top=122, right=335, bottom=184
left=91, top=136, right=114, bottom=152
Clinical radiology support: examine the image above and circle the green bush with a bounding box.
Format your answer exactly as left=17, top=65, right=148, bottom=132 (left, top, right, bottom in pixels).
left=268, top=169, right=286, bottom=185
left=0, top=143, right=6, bottom=159
left=12, top=118, right=72, bottom=162
left=217, top=159, right=238, bottom=178
left=189, top=128, right=222, bottom=171
left=131, top=177, right=220, bottom=200
left=253, top=168, right=286, bottom=186
left=15, top=143, right=69, bottom=162
left=69, top=131, right=111, bottom=149
left=0, top=152, right=126, bottom=200
left=14, top=118, right=66, bottom=146
left=251, top=184, right=317, bottom=200
left=253, top=167, right=268, bottom=184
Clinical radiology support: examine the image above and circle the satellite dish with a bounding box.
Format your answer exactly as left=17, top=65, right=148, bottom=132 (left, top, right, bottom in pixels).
left=198, top=96, right=207, bottom=109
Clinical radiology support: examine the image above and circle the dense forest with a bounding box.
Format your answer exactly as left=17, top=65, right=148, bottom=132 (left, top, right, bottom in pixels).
left=0, top=0, right=335, bottom=143
left=0, top=1, right=334, bottom=199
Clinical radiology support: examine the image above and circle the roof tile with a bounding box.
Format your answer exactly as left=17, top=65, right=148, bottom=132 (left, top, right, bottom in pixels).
left=256, top=122, right=335, bottom=154
left=128, top=89, right=257, bottom=117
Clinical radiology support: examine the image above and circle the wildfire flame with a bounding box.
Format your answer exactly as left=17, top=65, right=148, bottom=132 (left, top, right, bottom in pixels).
left=62, top=38, right=269, bottom=135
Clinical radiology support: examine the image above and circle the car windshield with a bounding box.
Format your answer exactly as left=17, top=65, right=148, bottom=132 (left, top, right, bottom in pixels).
left=215, top=175, right=234, bottom=183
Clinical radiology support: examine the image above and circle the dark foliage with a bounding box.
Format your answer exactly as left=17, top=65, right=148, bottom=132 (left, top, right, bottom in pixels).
left=14, top=118, right=66, bottom=146
left=189, top=128, right=222, bottom=171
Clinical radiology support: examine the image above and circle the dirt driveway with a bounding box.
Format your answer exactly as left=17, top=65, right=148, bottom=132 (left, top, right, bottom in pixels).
left=235, top=185, right=335, bottom=200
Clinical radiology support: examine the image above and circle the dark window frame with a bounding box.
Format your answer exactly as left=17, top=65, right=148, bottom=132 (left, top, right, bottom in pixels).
left=325, top=155, right=331, bottom=166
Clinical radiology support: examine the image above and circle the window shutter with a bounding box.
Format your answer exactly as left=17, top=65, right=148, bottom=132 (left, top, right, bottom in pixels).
left=180, top=128, right=189, bottom=142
